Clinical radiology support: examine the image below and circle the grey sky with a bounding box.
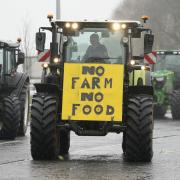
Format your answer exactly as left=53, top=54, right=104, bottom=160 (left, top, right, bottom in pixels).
left=0, top=0, right=121, bottom=53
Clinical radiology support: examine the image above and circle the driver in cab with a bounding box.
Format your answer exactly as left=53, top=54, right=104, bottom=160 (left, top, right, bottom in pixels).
left=83, top=33, right=109, bottom=62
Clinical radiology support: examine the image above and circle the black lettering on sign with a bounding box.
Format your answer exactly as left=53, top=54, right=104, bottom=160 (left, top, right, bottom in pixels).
left=72, top=77, right=79, bottom=89
left=72, top=104, right=80, bottom=115
left=104, top=78, right=112, bottom=88
left=81, top=92, right=93, bottom=101
left=83, top=105, right=91, bottom=115
left=92, top=77, right=100, bottom=89
left=94, top=105, right=103, bottom=115
left=96, top=66, right=105, bottom=76
left=94, top=92, right=104, bottom=102
left=82, top=66, right=95, bottom=75
left=81, top=78, right=90, bottom=89
left=82, top=66, right=105, bottom=76
left=106, top=105, right=114, bottom=115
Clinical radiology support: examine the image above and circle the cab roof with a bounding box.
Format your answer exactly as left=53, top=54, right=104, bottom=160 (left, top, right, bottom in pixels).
left=0, top=40, right=20, bottom=48
left=55, top=20, right=141, bottom=29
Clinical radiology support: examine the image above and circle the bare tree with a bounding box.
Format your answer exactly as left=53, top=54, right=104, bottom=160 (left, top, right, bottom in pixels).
left=19, top=16, right=34, bottom=74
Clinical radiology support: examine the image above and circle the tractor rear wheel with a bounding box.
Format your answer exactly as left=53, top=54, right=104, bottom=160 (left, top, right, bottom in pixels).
left=153, top=105, right=167, bottom=118
left=123, top=95, right=153, bottom=162
left=59, top=130, right=70, bottom=155
left=30, top=94, right=59, bottom=160
left=170, top=90, right=180, bottom=120
left=18, top=81, right=30, bottom=136
left=0, top=96, right=21, bottom=140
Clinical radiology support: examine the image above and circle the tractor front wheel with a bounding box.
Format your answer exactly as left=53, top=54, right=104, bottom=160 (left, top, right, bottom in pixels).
left=123, top=95, right=153, bottom=162
left=30, top=94, right=59, bottom=160
left=170, top=90, right=180, bottom=120
left=0, top=96, right=21, bottom=140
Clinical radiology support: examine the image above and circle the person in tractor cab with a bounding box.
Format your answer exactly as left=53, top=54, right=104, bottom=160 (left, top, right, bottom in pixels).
left=83, top=33, right=109, bottom=62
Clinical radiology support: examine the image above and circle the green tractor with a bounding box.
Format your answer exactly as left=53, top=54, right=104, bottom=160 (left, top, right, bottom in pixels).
left=31, top=15, right=154, bottom=162
left=0, top=40, right=30, bottom=139
left=152, top=50, right=180, bottom=119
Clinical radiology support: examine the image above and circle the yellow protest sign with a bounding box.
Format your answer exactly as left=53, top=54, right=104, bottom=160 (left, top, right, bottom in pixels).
left=62, top=63, right=124, bottom=121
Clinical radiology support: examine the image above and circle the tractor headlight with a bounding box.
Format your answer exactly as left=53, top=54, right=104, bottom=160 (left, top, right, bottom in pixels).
left=42, top=63, right=48, bottom=68
left=72, top=23, right=79, bottom=30
left=65, top=22, right=71, bottom=28
left=53, top=57, right=60, bottom=63
left=112, top=23, right=121, bottom=31
left=130, top=60, right=136, bottom=65
left=141, top=65, right=146, bottom=70
left=121, top=23, right=127, bottom=29
left=154, top=76, right=166, bottom=89
left=155, top=77, right=165, bottom=82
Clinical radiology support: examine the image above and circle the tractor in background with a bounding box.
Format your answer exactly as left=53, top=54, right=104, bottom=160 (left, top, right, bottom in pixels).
left=0, top=39, right=30, bottom=139
left=152, top=50, right=180, bottom=119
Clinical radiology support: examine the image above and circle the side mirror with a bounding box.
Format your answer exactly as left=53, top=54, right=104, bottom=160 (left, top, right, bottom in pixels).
left=132, top=28, right=141, bottom=38
left=132, top=37, right=144, bottom=58
left=36, top=32, right=46, bottom=52
left=17, top=52, right=25, bottom=65
left=144, top=34, right=154, bottom=54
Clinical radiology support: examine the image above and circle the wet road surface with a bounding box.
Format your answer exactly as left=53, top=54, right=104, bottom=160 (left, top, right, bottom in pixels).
left=0, top=114, right=180, bottom=180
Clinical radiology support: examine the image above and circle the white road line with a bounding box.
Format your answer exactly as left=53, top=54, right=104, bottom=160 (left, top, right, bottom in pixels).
left=0, top=140, right=22, bottom=145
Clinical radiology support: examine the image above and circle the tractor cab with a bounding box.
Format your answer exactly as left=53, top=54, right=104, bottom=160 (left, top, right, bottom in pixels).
left=36, top=19, right=154, bottom=63
left=153, top=50, right=180, bottom=89
left=0, top=40, right=24, bottom=87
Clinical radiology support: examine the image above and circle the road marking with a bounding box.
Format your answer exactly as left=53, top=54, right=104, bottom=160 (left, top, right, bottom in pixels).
left=0, top=140, right=22, bottom=145
left=153, top=135, right=179, bottom=139
left=0, top=159, right=27, bottom=166
left=158, top=149, right=180, bottom=155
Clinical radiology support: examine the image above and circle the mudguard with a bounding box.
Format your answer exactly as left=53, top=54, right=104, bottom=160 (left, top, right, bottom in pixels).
left=9, top=73, right=29, bottom=97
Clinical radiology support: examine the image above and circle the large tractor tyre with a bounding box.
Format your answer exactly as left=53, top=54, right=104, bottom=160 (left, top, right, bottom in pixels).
left=18, top=82, right=30, bottom=136
left=153, top=105, right=167, bottom=119
left=30, top=95, right=59, bottom=160
left=59, top=130, right=70, bottom=155
left=0, top=96, right=21, bottom=140
left=170, top=90, right=180, bottom=120
left=123, top=95, right=153, bottom=162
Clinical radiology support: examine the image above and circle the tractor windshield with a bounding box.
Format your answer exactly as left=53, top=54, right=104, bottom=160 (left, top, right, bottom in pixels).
left=155, top=54, right=180, bottom=72
left=64, top=28, right=124, bottom=64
